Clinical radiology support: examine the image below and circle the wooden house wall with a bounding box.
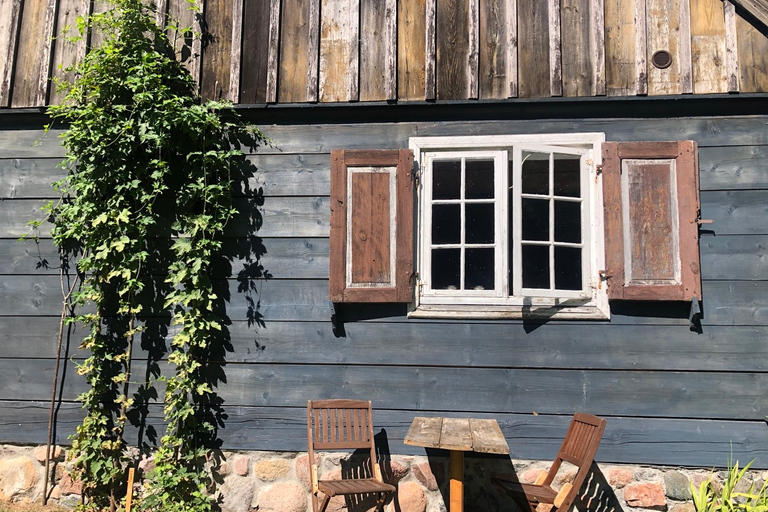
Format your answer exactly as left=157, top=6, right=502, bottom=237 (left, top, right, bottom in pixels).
left=3, top=107, right=768, bottom=468
left=4, top=0, right=768, bottom=108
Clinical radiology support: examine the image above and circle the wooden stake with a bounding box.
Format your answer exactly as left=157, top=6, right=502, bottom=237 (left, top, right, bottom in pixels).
left=125, top=467, right=135, bottom=512
left=450, top=450, right=464, bottom=512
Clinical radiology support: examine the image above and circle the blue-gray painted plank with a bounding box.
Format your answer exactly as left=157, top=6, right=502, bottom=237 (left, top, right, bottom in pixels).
left=3, top=401, right=767, bottom=469
left=3, top=359, right=767, bottom=420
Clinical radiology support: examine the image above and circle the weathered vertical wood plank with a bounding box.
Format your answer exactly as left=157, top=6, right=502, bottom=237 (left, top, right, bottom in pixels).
left=398, top=0, right=427, bottom=100
left=549, top=0, right=562, bottom=96
left=437, top=0, right=470, bottom=99
left=605, top=0, right=637, bottom=95
left=425, top=0, right=437, bottom=99
left=479, top=0, right=509, bottom=99
left=507, top=0, right=518, bottom=97
left=0, top=0, right=23, bottom=107
left=266, top=0, right=280, bottom=102
left=229, top=0, right=244, bottom=102
left=240, top=0, right=269, bottom=103
left=592, top=0, right=606, bottom=95
left=155, top=0, right=168, bottom=26
left=646, top=0, right=682, bottom=96
left=736, top=8, right=768, bottom=92
left=724, top=0, right=739, bottom=92
left=50, top=0, right=90, bottom=105
left=319, top=0, right=359, bottom=102
left=360, top=0, right=388, bottom=101
left=468, top=0, right=479, bottom=99
left=200, top=0, right=233, bottom=100
left=635, top=0, right=648, bottom=94
left=562, top=0, right=594, bottom=97
left=384, top=0, right=396, bottom=100
left=307, top=0, right=320, bottom=101
left=518, top=0, right=550, bottom=97
left=168, top=0, right=202, bottom=92
left=689, top=0, right=727, bottom=93
left=12, top=0, right=57, bottom=107
left=678, top=0, right=692, bottom=93
left=279, top=0, right=310, bottom=102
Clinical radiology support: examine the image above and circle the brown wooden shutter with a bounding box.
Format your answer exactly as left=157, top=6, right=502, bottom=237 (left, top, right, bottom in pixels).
left=602, top=141, right=702, bottom=301
left=329, top=149, right=414, bottom=303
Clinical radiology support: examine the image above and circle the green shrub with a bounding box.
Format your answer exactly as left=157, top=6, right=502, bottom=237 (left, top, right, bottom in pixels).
left=691, top=460, right=768, bottom=512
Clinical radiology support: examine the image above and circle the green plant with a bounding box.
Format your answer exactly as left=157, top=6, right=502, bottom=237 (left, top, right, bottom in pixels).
left=691, top=460, right=768, bottom=512
left=43, top=0, right=263, bottom=510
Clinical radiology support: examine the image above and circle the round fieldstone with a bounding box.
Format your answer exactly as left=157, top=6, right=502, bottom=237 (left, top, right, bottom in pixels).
left=0, top=456, right=40, bottom=501
left=254, top=458, right=291, bottom=481
left=624, top=482, right=667, bottom=509
left=608, top=468, right=634, bottom=489
left=220, top=477, right=255, bottom=512
left=257, top=481, right=308, bottom=512
left=413, top=462, right=438, bottom=491
left=387, top=481, right=426, bottom=512
left=383, top=460, right=409, bottom=485
left=664, top=471, right=692, bottom=500
left=58, top=471, right=83, bottom=495
left=233, top=455, right=250, bottom=477
left=296, top=454, right=320, bottom=490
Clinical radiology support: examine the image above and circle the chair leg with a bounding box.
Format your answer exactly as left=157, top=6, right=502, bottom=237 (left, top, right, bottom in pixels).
left=374, top=492, right=387, bottom=512
left=318, top=494, right=331, bottom=512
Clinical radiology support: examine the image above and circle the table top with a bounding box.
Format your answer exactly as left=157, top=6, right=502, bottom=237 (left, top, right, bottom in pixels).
left=403, top=417, right=509, bottom=455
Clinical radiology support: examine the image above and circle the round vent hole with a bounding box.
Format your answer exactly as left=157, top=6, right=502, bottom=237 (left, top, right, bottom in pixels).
left=652, top=50, right=672, bottom=69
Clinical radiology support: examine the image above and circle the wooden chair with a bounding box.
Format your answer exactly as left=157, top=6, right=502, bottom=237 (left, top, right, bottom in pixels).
left=307, top=399, right=396, bottom=512
left=492, top=413, right=606, bottom=512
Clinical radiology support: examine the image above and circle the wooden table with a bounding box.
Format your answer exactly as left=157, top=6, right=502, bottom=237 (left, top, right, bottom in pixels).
left=404, top=417, right=509, bottom=512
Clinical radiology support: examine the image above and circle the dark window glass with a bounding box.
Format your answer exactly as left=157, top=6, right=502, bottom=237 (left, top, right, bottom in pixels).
left=432, top=204, right=461, bottom=244
left=555, top=246, right=582, bottom=290
left=554, top=201, right=581, bottom=243
left=465, top=159, right=494, bottom=199
left=522, top=198, right=549, bottom=241
left=465, top=203, right=494, bottom=244
left=522, top=245, right=550, bottom=289
left=433, top=160, right=461, bottom=200
left=522, top=152, right=549, bottom=195
left=466, top=248, right=495, bottom=290
left=553, top=154, right=581, bottom=198
left=431, top=249, right=461, bottom=289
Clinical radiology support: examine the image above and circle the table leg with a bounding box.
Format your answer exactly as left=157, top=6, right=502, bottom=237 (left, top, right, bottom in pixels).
left=449, top=450, right=464, bottom=512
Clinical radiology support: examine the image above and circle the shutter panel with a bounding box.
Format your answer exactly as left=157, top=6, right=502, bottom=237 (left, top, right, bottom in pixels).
left=602, top=141, right=701, bottom=301
left=329, top=149, right=415, bottom=303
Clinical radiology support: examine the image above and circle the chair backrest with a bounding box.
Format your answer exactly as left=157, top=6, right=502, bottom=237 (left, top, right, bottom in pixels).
left=307, top=399, right=383, bottom=488
left=543, top=413, right=606, bottom=512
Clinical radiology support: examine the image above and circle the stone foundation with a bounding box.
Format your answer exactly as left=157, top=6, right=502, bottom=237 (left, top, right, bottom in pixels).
left=1, top=444, right=763, bottom=512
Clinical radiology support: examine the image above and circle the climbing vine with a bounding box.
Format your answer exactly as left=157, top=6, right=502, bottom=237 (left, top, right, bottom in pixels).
left=44, top=0, right=262, bottom=509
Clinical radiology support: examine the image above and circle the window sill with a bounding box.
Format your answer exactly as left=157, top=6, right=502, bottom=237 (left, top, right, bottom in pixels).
left=408, top=303, right=611, bottom=320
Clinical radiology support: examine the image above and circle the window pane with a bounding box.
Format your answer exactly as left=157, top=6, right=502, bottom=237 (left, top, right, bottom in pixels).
left=522, top=152, right=549, bottom=195
left=433, top=160, right=461, bottom=199
left=522, top=245, right=550, bottom=289
left=553, top=154, right=581, bottom=198
left=465, top=159, right=494, bottom=199
left=432, top=204, right=461, bottom=244
left=432, top=249, right=460, bottom=289
left=554, top=201, right=581, bottom=243
left=522, top=198, right=549, bottom=241
left=555, top=246, right=582, bottom=290
left=466, top=248, right=495, bottom=290
left=465, top=203, right=495, bottom=243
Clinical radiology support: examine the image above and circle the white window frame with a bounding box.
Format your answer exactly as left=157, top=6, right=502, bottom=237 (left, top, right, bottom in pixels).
left=409, top=133, right=610, bottom=320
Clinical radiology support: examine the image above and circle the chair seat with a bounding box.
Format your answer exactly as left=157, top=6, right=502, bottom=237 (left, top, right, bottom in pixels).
left=492, top=478, right=559, bottom=504
left=318, top=478, right=396, bottom=497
